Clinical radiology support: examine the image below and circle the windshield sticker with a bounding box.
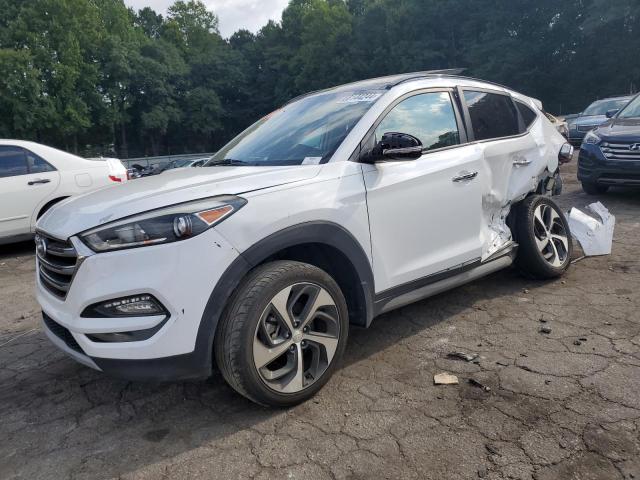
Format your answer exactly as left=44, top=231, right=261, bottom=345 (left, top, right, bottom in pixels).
left=337, top=92, right=383, bottom=104
left=302, top=156, right=323, bottom=165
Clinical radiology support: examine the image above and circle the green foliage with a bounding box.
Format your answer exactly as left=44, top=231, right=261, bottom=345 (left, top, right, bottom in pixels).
left=0, top=0, right=638, bottom=157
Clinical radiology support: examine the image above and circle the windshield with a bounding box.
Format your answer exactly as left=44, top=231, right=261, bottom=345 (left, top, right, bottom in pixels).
left=205, top=90, right=383, bottom=167
left=583, top=98, right=631, bottom=116
left=174, top=159, right=193, bottom=167
left=617, top=95, right=640, bottom=119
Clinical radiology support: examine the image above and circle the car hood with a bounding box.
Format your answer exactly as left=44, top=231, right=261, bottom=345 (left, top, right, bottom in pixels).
left=573, top=115, right=607, bottom=127
left=595, top=117, right=640, bottom=142
left=37, top=165, right=322, bottom=239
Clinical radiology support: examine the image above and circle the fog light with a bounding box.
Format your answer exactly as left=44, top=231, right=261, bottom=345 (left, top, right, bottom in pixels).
left=82, top=294, right=167, bottom=318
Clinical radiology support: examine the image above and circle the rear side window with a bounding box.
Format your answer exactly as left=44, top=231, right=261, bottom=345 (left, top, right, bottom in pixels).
left=26, top=150, right=55, bottom=173
left=463, top=91, right=520, bottom=141
left=515, top=100, right=538, bottom=130
left=0, top=146, right=28, bottom=178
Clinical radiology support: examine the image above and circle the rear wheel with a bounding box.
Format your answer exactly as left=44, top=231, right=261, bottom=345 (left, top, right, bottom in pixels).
left=581, top=181, right=609, bottom=195
left=215, top=261, right=348, bottom=407
left=514, top=195, right=572, bottom=279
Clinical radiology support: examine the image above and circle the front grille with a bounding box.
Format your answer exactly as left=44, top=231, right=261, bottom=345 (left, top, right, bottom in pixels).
left=577, top=124, right=598, bottom=132
left=36, top=233, right=78, bottom=299
left=42, top=312, right=84, bottom=354
left=600, top=142, right=640, bottom=161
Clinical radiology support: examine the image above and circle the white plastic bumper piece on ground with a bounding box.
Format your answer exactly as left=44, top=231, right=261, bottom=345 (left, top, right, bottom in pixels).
left=568, top=201, right=615, bottom=256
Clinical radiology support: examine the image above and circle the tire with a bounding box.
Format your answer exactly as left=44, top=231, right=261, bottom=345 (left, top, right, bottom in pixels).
left=513, top=195, right=572, bottom=279
left=581, top=181, right=609, bottom=195
left=552, top=172, right=563, bottom=196
left=215, top=260, right=349, bottom=407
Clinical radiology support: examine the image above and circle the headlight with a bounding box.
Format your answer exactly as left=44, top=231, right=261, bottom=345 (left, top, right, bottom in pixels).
left=582, top=130, right=601, bottom=145
left=80, top=195, right=246, bottom=252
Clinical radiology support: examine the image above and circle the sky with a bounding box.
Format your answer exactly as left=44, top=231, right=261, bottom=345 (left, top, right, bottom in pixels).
left=123, top=0, right=288, bottom=38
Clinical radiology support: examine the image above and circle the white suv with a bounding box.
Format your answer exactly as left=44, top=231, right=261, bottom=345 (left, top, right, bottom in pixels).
left=35, top=73, right=573, bottom=406
left=0, top=140, right=127, bottom=245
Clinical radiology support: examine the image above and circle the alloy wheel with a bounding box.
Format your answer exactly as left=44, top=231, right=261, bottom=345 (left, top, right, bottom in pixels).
left=532, top=203, right=569, bottom=267
left=252, top=282, right=340, bottom=394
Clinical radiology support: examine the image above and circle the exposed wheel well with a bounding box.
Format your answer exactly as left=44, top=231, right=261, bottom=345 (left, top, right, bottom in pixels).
left=37, top=197, right=68, bottom=219
left=259, top=243, right=369, bottom=327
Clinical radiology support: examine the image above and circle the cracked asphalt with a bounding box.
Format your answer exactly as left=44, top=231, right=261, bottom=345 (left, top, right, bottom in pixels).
left=1, top=159, right=639, bottom=480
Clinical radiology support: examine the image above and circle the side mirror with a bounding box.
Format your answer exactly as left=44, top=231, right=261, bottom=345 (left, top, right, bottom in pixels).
left=558, top=143, right=574, bottom=164
left=376, top=132, right=423, bottom=161
left=605, top=109, right=618, bottom=118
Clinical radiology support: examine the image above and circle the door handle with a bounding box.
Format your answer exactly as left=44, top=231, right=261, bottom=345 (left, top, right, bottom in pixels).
left=452, top=171, right=478, bottom=182
left=512, top=157, right=532, bottom=166
left=28, top=179, right=51, bottom=185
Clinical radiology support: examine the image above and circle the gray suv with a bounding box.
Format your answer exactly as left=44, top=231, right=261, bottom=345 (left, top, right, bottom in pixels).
left=568, top=96, right=633, bottom=145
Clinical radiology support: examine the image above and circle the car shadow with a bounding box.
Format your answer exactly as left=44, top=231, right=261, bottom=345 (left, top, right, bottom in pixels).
left=0, top=239, right=34, bottom=260
left=0, top=263, right=556, bottom=479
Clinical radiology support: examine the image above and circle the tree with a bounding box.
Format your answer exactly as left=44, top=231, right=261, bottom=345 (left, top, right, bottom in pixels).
left=0, top=0, right=638, bottom=156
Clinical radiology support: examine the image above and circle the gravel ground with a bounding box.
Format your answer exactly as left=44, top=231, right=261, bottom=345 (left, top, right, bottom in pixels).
left=1, top=158, right=639, bottom=480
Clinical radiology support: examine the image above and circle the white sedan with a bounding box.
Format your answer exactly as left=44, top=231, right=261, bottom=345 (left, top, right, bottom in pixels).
left=0, top=140, right=127, bottom=245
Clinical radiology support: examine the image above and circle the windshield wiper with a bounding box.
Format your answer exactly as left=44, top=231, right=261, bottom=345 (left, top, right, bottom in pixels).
left=207, top=158, right=251, bottom=166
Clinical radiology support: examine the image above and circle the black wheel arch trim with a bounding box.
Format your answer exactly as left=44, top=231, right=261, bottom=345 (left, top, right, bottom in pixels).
left=191, top=221, right=376, bottom=379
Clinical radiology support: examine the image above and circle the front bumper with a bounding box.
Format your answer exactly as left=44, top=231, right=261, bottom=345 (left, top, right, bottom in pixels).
left=578, top=144, right=640, bottom=186
left=37, top=228, right=240, bottom=380
left=568, top=129, right=588, bottom=145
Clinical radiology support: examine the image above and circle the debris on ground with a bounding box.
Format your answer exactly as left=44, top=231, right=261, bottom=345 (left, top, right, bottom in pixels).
left=539, top=315, right=548, bottom=323
left=469, top=378, right=491, bottom=392
left=579, top=337, right=587, bottom=341
left=568, top=201, right=615, bottom=256
left=573, top=340, right=582, bottom=346
left=540, top=325, right=552, bottom=334
left=571, top=255, right=586, bottom=264
left=485, top=444, right=500, bottom=455
left=434, top=373, right=459, bottom=385
left=447, top=351, right=479, bottom=362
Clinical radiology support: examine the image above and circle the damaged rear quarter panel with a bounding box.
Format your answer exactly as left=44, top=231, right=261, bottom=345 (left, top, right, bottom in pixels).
left=479, top=111, right=564, bottom=260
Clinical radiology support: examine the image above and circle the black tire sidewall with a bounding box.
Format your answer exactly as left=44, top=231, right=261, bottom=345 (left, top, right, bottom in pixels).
left=219, top=261, right=349, bottom=407
left=582, top=181, right=608, bottom=195
left=514, top=195, right=572, bottom=279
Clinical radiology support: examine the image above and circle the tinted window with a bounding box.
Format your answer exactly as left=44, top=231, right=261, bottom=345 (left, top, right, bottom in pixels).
left=26, top=150, right=55, bottom=173
left=374, top=92, right=460, bottom=151
left=0, top=146, right=28, bottom=178
left=583, top=98, right=632, bottom=116
left=464, top=91, right=519, bottom=140
left=617, top=95, right=640, bottom=119
left=515, top=101, right=538, bottom=129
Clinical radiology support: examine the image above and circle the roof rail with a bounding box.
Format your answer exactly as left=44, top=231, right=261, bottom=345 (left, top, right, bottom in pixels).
left=391, top=72, right=514, bottom=92
left=283, top=69, right=525, bottom=106
left=388, top=68, right=466, bottom=88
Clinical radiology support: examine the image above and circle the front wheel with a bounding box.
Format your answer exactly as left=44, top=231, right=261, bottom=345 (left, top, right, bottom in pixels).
left=215, top=261, right=349, bottom=407
left=513, top=195, right=572, bottom=279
